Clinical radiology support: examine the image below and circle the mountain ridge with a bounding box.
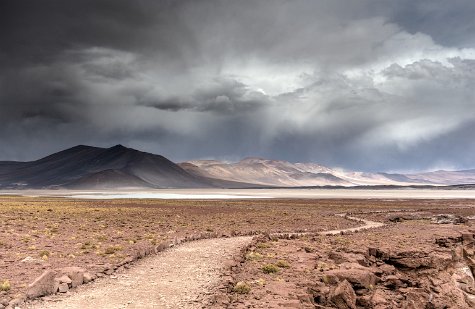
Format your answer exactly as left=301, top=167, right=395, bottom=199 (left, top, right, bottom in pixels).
left=0, top=145, right=255, bottom=189
left=1, top=145, right=475, bottom=189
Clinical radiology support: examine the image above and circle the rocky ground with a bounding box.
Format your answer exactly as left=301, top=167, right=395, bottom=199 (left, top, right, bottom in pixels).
left=1, top=197, right=361, bottom=306
left=2, top=197, right=475, bottom=308
left=213, top=210, right=475, bottom=308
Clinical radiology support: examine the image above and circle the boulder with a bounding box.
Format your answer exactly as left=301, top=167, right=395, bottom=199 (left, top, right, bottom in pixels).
left=330, top=280, right=356, bottom=309
left=326, top=265, right=377, bottom=289
left=463, top=233, right=475, bottom=247
left=402, top=289, right=430, bottom=308
left=58, top=267, right=85, bottom=288
left=329, top=252, right=367, bottom=266
left=377, top=264, right=396, bottom=275
left=371, top=289, right=388, bottom=306
left=383, top=275, right=406, bottom=290
left=26, top=270, right=57, bottom=299
left=56, top=275, right=72, bottom=285
left=58, top=283, right=69, bottom=293
left=83, top=272, right=94, bottom=284
left=367, top=247, right=390, bottom=260
left=431, top=214, right=467, bottom=225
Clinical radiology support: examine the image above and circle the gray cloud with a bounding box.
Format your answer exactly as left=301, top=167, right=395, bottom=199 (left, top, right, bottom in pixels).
left=141, top=78, right=269, bottom=114
left=0, top=0, right=474, bottom=171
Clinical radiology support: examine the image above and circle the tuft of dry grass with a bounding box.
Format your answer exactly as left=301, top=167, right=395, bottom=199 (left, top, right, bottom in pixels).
left=245, top=251, right=263, bottom=260
left=0, top=280, right=11, bottom=291
left=275, top=260, right=290, bottom=268
left=233, top=281, right=251, bottom=294
left=262, top=264, right=279, bottom=274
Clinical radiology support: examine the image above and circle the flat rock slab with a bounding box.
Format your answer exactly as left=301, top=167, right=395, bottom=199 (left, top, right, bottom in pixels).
left=25, top=237, right=253, bottom=309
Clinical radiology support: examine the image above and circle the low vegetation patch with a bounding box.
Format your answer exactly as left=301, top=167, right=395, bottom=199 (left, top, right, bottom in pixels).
left=38, top=250, right=50, bottom=258
left=245, top=251, right=263, bottom=260
left=0, top=280, right=11, bottom=292
left=262, top=263, right=279, bottom=274
left=233, top=281, right=251, bottom=294
left=275, top=260, right=290, bottom=268
left=104, top=245, right=123, bottom=255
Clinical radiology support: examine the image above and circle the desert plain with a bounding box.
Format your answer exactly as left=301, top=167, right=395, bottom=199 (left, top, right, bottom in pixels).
left=1, top=189, right=475, bottom=308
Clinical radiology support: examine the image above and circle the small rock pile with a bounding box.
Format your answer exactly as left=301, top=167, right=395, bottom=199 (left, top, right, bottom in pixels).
left=310, top=231, right=475, bottom=308
left=26, top=267, right=93, bottom=300
left=431, top=214, right=468, bottom=225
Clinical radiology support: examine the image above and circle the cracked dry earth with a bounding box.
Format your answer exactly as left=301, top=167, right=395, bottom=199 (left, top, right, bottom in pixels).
left=25, top=236, right=253, bottom=309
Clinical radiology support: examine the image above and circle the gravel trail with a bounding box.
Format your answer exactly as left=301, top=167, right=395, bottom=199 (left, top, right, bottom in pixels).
left=318, top=214, right=385, bottom=235
left=25, top=215, right=384, bottom=309
left=26, top=237, right=253, bottom=309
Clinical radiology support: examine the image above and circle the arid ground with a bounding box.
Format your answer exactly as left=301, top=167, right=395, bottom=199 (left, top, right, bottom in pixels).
left=1, top=196, right=475, bottom=308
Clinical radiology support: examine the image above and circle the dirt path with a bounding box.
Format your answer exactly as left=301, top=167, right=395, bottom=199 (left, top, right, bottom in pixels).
left=25, top=237, right=253, bottom=309
left=318, top=214, right=385, bottom=235
left=269, top=213, right=386, bottom=238
left=25, top=215, right=384, bottom=309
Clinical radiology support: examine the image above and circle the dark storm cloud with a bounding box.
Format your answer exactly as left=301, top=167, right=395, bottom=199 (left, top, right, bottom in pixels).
left=1, top=0, right=475, bottom=171
left=141, top=78, right=268, bottom=114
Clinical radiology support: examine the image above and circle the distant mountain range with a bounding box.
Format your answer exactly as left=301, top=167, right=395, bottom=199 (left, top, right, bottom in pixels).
left=0, top=145, right=474, bottom=189
left=181, top=158, right=475, bottom=187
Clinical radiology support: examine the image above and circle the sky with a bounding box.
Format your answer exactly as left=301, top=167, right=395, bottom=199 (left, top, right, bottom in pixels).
left=1, top=0, right=475, bottom=172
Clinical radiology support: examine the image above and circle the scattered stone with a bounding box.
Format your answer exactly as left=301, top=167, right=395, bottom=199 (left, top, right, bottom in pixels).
left=328, top=252, right=366, bottom=266
left=83, top=272, right=93, bottom=284
left=436, top=236, right=462, bottom=248
left=26, top=270, right=57, bottom=299
left=8, top=297, right=24, bottom=308
left=330, top=280, right=356, bottom=309
left=378, top=264, right=396, bottom=275
left=462, top=233, right=475, bottom=244
left=383, top=275, right=406, bottom=290
left=58, top=267, right=85, bottom=287
left=58, top=283, right=69, bottom=293
left=371, top=289, right=388, bottom=306
left=20, top=256, right=43, bottom=264
left=431, top=214, right=467, bottom=225
left=325, top=265, right=377, bottom=290
left=56, top=275, right=72, bottom=285
left=212, top=294, right=230, bottom=305
left=387, top=213, right=426, bottom=222
left=367, top=247, right=389, bottom=260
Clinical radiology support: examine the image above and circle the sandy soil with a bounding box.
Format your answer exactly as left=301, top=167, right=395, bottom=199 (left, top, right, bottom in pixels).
left=24, top=237, right=253, bottom=309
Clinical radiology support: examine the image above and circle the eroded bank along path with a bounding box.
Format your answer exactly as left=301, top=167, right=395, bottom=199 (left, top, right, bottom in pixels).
left=25, top=236, right=253, bottom=309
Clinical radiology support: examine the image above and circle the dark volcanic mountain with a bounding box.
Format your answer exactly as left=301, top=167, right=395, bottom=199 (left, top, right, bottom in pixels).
left=0, top=145, right=252, bottom=189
